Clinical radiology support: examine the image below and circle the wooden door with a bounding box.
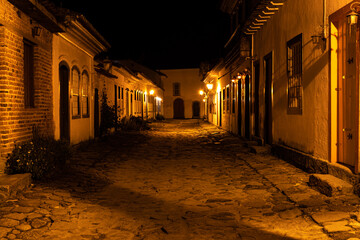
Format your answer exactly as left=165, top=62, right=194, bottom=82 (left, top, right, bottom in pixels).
left=245, top=74, right=250, bottom=139
left=254, top=62, right=260, bottom=137
left=173, top=98, right=184, bottom=119
left=219, top=92, right=222, bottom=126
left=264, top=53, right=273, bottom=144
left=94, top=88, right=100, bottom=137
left=192, top=101, right=200, bottom=118
left=338, top=21, right=358, bottom=167
left=59, top=64, right=70, bottom=141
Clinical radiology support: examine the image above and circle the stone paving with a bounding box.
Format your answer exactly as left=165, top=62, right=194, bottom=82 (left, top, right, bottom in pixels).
left=1, top=119, right=360, bottom=239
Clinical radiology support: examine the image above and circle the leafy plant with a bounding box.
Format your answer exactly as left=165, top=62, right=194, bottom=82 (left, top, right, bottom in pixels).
left=155, top=114, right=165, bottom=121
left=119, top=116, right=150, bottom=131
left=4, top=129, right=71, bottom=180
left=100, top=92, right=117, bottom=136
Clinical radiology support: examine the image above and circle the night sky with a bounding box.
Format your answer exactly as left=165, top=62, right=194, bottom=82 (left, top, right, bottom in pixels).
left=50, top=0, right=229, bottom=70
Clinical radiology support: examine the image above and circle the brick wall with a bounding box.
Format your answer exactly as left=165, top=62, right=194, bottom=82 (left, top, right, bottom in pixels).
left=0, top=1, right=54, bottom=171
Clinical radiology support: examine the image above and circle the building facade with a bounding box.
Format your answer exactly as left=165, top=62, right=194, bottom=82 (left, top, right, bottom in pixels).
left=162, top=68, right=204, bottom=119
left=0, top=0, right=63, bottom=170
left=204, top=0, right=360, bottom=182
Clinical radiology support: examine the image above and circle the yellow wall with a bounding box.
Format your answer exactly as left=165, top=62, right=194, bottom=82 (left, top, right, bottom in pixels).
left=52, top=34, right=94, bottom=144
left=252, top=0, right=351, bottom=160
left=162, top=68, right=204, bottom=119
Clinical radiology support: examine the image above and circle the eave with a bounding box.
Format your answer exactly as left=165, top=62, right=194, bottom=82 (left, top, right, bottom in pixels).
left=243, top=0, right=286, bottom=35
left=8, top=0, right=64, bottom=32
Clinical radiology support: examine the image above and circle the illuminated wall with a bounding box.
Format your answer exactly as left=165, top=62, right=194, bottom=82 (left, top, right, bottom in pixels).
left=0, top=1, right=54, bottom=171
left=252, top=0, right=352, bottom=160
left=161, top=68, right=204, bottom=119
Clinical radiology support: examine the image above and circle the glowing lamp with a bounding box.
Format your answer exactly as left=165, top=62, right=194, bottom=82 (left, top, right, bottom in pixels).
left=199, top=90, right=204, bottom=95
left=348, top=11, right=359, bottom=25
left=206, top=84, right=213, bottom=90
left=149, top=90, right=154, bottom=95
left=203, top=99, right=206, bottom=102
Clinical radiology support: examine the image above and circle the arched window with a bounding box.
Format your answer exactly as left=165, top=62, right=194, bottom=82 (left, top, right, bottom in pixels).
left=82, top=71, right=89, bottom=117
left=71, top=67, right=80, bottom=117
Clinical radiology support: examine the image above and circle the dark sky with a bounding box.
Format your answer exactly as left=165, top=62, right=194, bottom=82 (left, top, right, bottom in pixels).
left=51, top=0, right=229, bottom=69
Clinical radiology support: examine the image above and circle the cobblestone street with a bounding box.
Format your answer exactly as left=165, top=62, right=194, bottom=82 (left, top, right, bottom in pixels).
left=1, top=120, right=360, bottom=239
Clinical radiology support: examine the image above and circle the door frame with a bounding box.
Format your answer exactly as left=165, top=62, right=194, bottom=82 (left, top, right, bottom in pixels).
left=59, top=62, right=70, bottom=141
left=264, top=52, right=273, bottom=145
left=330, top=5, right=360, bottom=173
left=254, top=61, right=260, bottom=137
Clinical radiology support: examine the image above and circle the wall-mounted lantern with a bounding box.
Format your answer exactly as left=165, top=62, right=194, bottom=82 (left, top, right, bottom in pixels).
left=348, top=2, right=360, bottom=26
left=199, top=90, right=204, bottom=96
left=206, top=83, right=213, bottom=90
left=149, top=89, right=154, bottom=95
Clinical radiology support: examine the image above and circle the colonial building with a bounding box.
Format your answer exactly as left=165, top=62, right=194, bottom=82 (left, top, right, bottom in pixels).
left=44, top=5, right=111, bottom=144
left=203, top=0, right=360, bottom=184
left=0, top=0, right=62, bottom=170
left=94, top=59, right=165, bottom=135
left=162, top=68, right=204, bottom=119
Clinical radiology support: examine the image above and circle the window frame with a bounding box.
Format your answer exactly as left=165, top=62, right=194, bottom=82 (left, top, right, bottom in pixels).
left=173, top=82, right=180, bottom=96
left=287, top=33, right=303, bottom=115
left=81, top=71, right=89, bottom=118
left=23, top=39, right=35, bottom=108
left=71, top=67, right=81, bottom=119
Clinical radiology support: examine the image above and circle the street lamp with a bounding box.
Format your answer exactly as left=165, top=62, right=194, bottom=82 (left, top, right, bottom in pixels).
left=199, top=90, right=204, bottom=96
left=206, top=84, right=213, bottom=90
left=149, top=90, right=154, bottom=95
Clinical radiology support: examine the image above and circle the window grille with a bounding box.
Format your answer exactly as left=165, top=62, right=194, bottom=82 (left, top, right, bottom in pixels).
left=287, top=34, right=302, bottom=114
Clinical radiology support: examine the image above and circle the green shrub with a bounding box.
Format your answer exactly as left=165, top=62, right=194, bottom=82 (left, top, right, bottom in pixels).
left=100, top=92, right=117, bottom=136
left=119, top=116, right=150, bottom=131
left=4, top=130, right=71, bottom=180
left=155, top=114, right=165, bottom=121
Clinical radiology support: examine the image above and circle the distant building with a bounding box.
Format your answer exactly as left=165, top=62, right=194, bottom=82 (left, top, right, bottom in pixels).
left=161, top=68, right=204, bottom=119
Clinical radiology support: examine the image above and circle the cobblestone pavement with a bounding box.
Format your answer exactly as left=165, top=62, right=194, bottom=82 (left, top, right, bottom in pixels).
left=1, top=119, right=360, bottom=240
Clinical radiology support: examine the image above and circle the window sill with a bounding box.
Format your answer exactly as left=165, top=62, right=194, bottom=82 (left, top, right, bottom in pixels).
left=72, top=115, right=81, bottom=119
left=82, top=114, right=90, bottom=118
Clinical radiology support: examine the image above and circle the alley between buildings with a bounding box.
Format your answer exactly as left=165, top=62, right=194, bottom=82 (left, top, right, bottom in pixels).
left=1, top=120, right=360, bottom=240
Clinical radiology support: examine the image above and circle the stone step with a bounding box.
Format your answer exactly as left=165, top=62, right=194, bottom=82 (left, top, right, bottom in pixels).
left=249, top=145, right=272, bottom=155
left=308, top=174, right=353, bottom=197
left=244, top=141, right=259, bottom=147
left=0, top=173, right=31, bottom=200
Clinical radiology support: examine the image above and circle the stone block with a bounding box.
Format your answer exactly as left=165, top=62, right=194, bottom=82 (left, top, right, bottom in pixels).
left=309, top=174, right=353, bottom=197
left=0, top=173, right=31, bottom=198
left=312, top=211, right=350, bottom=224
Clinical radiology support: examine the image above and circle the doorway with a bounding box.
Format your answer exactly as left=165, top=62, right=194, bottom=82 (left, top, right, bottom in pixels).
left=254, top=62, right=260, bottom=137
left=245, top=74, right=250, bottom=139
left=264, top=53, right=273, bottom=145
left=337, top=19, right=358, bottom=168
left=94, top=88, right=100, bottom=137
left=59, top=63, right=70, bottom=141
left=173, top=98, right=184, bottom=119
left=192, top=101, right=200, bottom=118
left=219, top=91, right=222, bottom=127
